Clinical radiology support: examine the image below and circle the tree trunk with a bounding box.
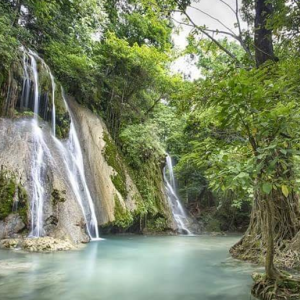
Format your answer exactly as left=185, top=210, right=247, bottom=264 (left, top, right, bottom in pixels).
left=265, top=193, right=280, bottom=280
left=230, top=183, right=300, bottom=266
left=254, top=0, right=276, bottom=66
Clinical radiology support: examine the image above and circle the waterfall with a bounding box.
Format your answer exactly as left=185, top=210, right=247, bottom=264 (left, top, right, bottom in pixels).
left=164, top=154, right=192, bottom=235
left=22, top=50, right=48, bottom=237
left=20, top=47, right=100, bottom=240
left=52, top=90, right=100, bottom=240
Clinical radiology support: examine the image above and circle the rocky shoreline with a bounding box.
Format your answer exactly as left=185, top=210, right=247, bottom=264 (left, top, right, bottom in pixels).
left=0, top=237, right=75, bottom=252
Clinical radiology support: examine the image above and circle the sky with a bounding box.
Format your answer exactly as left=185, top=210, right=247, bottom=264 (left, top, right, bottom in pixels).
left=171, top=0, right=246, bottom=79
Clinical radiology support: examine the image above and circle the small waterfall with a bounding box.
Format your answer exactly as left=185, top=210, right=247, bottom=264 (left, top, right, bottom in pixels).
left=164, top=154, right=192, bottom=235
left=52, top=90, right=100, bottom=240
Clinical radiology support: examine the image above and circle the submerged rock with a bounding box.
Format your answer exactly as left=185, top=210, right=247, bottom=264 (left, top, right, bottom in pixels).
left=0, top=237, right=74, bottom=252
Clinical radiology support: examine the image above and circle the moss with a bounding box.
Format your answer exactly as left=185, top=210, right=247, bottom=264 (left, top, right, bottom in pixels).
left=103, top=132, right=169, bottom=233
left=51, top=189, right=66, bottom=206
left=103, top=133, right=128, bottom=198
left=0, top=170, right=28, bottom=223
left=38, top=62, right=52, bottom=94
left=146, top=217, right=168, bottom=232
left=0, top=172, right=16, bottom=220
left=206, top=218, right=221, bottom=232
left=113, top=195, right=133, bottom=229
left=130, top=158, right=165, bottom=216
left=53, top=84, right=71, bottom=139
left=17, top=185, right=29, bottom=224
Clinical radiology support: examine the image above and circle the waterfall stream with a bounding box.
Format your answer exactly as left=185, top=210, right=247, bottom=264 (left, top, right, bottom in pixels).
left=164, top=154, right=192, bottom=235
left=20, top=48, right=99, bottom=240
left=26, top=51, right=48, bottom=237
left=52, top=90, right=100, bottom=239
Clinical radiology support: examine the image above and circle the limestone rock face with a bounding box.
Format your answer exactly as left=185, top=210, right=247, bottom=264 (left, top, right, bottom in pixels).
left=0, top=214, right=25, bottom=239
left=0, top=118, right=89, bottom=244
left=68, top=100, right=140, bottom=225
left=0, top=99, right=175, bottom=242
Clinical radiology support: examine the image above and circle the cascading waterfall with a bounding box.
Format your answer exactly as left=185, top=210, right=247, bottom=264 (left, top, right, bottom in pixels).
left=164, top=154, right=192, bottom=235
left=24, top=50, right=48, bottom=237
left=20, top=47, right=100, bottom=239
left=52, top=90, right=100, bottom=239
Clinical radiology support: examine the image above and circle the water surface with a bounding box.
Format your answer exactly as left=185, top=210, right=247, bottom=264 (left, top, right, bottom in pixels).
left=0, top=235, right=259, bottom=300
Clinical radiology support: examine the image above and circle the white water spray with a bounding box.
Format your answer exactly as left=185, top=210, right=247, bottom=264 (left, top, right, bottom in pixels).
left=164, top=154, right=192, bottom=235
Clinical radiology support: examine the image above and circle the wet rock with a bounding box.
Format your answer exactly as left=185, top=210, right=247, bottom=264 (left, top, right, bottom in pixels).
left=0, top=237, right=74, bottom=252
left=69, top=99, right=140, bottom=225
left=0, top=118, right=89, bottom=244
left=0, top=214, right=25, bottom=239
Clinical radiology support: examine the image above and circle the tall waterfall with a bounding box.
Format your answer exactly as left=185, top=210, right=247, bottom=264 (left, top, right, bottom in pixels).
left=20, top=48, right=99, bottom=239
left=52, top=90, right=100, bottom=239
left=26, top=50, right=48, bottom=237
left=164, top=154, right=192, bottom=235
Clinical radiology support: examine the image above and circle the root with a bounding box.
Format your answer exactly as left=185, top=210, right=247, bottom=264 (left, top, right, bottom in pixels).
left=252, top=273, right=300, bottom=300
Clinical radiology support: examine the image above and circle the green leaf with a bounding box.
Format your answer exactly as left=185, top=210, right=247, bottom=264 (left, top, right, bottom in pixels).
left=281, top=185, right=289, bottom=198
left=262, top=182, right=272, bottom=194
left=280, top=149, right=287, bottom=155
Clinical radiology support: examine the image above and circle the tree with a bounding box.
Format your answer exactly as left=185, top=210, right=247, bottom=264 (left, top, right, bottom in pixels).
left=171, top=0, right=300, bottom=297
left=254, top=0, right=276, bottom=66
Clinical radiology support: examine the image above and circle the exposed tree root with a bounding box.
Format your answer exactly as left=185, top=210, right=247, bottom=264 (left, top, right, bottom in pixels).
left=230, top=235, right=300, bottom=270
left=252, top=273, right=300, bottom=300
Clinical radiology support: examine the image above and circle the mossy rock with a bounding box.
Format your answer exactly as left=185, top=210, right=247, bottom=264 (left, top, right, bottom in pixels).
left=146, top=216, right=168, bottom=232
left=103, top=133, right=128, bottom=198
left=53, top=83, right=71, bottom=139
left=0, top=169, right=28, bottom=224
left=205, top=218, right=221, bottom=232
left=113, top=195, right=133, bottom=229
left=51, top=189, right=66, bottom=206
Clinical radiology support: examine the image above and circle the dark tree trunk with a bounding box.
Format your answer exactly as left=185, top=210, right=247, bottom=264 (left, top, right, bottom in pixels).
left=254, top=0, right=276, bottom=67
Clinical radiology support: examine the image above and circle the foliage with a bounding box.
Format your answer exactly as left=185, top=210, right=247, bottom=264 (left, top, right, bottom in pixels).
left=172, top=57, right=300, bottom=214
left=119, top=123, right=165, bottom=169
left=146, top=217, right=169, bottom=232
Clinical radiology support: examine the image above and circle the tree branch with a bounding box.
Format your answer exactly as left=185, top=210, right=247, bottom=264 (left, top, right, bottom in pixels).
left=182, top=10, right=239, bottom=62
left=189, top=5, right=237, bottom=37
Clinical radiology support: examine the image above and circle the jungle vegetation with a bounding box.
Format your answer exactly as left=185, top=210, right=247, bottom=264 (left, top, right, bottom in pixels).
left=1, top=0, right=300, bottom=299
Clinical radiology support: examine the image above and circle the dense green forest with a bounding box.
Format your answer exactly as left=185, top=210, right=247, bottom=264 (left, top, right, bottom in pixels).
left=1, top=0, right=300, bottom=300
